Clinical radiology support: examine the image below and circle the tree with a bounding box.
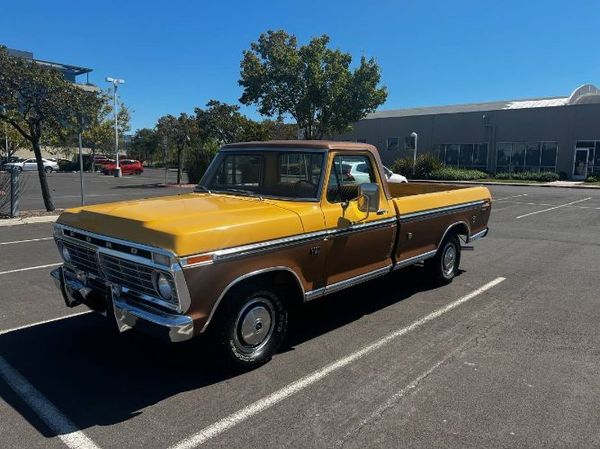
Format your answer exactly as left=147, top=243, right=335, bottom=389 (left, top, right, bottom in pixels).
left=0, top=122, right=28, bottom=161
left=156, top=113, right=195, bottom=184
left=130, top=128, right=160, bottom=163
left=239, top=30, right=387, bottom=139
left=0, top=46, right=101, bottom=211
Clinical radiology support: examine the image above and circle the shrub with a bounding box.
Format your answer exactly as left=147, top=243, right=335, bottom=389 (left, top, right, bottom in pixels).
left=391, top=153, right=442, bottom=179
left=495, top=171, right=559, bottom=182
left=585, top=175, right=598, bottom=183
left=429, top=167, right=488, bottom=181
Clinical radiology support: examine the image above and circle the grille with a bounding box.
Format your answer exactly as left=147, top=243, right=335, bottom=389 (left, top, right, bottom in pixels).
left=63, top=241, right=101, bottom=276
left=99, top=253, right=178, bottom=306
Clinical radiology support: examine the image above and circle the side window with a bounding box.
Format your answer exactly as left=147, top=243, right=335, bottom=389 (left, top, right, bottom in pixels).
left=327, top=155, right=376, bottom=203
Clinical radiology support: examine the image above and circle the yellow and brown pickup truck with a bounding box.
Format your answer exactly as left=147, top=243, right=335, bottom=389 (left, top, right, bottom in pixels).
left=51, top=141, right=491, bottom=368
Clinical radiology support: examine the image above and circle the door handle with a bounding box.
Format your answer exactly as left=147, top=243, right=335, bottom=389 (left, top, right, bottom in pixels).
left=376, top=209, right=388, bottom=215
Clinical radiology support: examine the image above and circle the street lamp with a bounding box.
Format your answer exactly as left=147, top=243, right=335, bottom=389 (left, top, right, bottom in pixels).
left=105, top=77, right=125, bottom=177
left=410, top=131, right=418, bottom=176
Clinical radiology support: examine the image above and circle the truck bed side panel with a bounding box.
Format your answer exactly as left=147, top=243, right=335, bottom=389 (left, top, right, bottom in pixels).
left=392, top=185, right=491, bottom=262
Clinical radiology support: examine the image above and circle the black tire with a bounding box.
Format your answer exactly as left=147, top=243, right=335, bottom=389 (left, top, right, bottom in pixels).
left=425, top=233, right=461, bottom=284
left=44, top=166, right=53, bottom=173
left=215, top=286, right=288, bottom=370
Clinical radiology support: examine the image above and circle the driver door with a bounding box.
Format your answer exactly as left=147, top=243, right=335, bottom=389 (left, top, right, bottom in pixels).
left=321, top=152, right=396, bottom=288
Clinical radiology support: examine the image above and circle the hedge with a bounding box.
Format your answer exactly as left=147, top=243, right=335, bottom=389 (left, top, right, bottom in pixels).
left=428, top=167, right=488, bottom=181
left=495, top=171, right=559, bottom=182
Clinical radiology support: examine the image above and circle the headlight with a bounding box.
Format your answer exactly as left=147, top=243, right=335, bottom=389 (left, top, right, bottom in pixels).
left=153, top=271, right=173, bottom=301
left=58, top=242, right=71, bottom=263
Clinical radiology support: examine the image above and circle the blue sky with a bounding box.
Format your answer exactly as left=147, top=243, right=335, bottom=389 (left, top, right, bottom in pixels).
left=1, top=0, right=599, bottom=131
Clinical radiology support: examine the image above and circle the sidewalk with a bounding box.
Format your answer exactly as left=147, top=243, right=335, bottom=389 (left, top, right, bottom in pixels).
left=0, top=214, right=60, bottom=227
left=415, top=179, right=600, bottom=189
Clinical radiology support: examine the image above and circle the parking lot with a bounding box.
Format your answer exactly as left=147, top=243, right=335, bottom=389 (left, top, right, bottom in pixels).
left=1, top=168, right=189, bottom=213
left=1, top=184, right=600, bottom=448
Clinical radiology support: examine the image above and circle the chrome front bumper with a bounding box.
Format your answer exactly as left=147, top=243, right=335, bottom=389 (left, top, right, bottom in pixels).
left=51, top=266, right=194, bottom=342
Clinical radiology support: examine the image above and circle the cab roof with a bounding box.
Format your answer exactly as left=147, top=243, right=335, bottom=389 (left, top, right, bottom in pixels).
left=222, top=140, right=377, bottom=152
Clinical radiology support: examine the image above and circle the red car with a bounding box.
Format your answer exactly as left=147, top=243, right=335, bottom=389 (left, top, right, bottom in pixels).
left=101, top=159, right=144, bottom=175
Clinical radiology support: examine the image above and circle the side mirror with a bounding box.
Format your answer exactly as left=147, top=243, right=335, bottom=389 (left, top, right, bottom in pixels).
left=358, top=183, right=380, bottom=213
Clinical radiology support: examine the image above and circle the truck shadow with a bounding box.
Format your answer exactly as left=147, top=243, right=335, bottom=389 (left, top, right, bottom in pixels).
left=0, top=264, right=460, bottom=437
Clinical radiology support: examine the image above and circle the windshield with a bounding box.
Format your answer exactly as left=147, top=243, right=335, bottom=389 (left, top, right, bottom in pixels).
left=198, top=149, right=326, bottom=200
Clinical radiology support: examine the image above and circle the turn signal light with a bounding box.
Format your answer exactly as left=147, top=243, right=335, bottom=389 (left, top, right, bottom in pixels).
left=184, top=254, right=213, bottom=266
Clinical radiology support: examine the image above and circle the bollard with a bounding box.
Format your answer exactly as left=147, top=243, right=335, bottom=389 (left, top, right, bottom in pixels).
left=10, top=167, right=20, bottom=218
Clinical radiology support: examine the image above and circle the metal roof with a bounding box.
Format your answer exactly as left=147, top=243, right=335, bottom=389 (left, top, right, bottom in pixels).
left=365, top=84, right=600, bottom=120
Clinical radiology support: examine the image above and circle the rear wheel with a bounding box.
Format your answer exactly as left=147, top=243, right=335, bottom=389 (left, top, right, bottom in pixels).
left=426, top=234, right=461, bottom=284
left=215, top=286, right=288, bottom=370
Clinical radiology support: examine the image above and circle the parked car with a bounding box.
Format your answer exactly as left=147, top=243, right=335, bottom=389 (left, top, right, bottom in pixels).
left=101, top=159, right=144, bottom=175
left=383, top=165, right=408, bottom=183
left=3, top=157, right=59, bottom=173
left=0, top=156, right=24, bottom=171
left=51, top=141, right=491, bottom=369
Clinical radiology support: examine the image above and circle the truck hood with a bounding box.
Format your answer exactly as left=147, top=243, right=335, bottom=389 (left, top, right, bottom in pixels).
left=57, top=193, right=304, bottom=256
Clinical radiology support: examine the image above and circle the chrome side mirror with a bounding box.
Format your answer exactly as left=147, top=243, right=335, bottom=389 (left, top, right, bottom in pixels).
left=358, top=183, right=380, bottom=213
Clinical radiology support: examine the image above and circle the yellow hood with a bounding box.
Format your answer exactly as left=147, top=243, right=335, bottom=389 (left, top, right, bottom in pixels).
left=57, top=193, right=304, bottom=256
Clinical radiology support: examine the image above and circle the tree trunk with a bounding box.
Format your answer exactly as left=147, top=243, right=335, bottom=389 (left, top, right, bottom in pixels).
left=32, top=139, right=55, bottom=211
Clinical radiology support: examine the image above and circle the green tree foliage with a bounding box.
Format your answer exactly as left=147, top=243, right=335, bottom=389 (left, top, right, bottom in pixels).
left=239, top=30, right=387, bottom=139
left=0, top=121, right=28, bottom=160
left=130, top=128, right=161, bottom=163
left=156, top=113, right=195, bottom=184
left=0, top=46, right=102, bottom=211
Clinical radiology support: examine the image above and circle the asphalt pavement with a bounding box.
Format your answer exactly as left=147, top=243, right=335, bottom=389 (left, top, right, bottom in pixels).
left=1, top=185, right=599, bottom=448
left=5, top=168, right=190, bottom=212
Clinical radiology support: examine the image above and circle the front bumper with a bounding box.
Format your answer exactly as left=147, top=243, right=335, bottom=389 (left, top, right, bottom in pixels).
left=51, top=266, right=194, bottom=342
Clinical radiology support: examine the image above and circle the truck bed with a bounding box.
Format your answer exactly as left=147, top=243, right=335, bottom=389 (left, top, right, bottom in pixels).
left=387, top=182, right=492, bottom=263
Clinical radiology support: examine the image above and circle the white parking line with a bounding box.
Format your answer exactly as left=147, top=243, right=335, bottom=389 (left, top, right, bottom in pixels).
left=0, top=311, right=92, bottom=336
left=516, top=197, right=592, bottom=219
left=0, top=263, right=61, bottom=276
left=0, top=356, right=102, bottom=449
left=0, top=237, right=54, bottom=246
left=493, top=193, right=528, bottom=201
left=168, top=277, right=506, bottom=449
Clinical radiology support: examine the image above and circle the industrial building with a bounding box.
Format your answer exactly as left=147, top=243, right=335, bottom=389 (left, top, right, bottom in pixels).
left=336, top=84, right=600, bottom=179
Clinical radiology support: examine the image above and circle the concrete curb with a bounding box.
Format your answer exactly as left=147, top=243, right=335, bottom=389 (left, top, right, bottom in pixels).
left=413, top=179, right=600, bottom=189
left=0, top=215, right=59, bottom=227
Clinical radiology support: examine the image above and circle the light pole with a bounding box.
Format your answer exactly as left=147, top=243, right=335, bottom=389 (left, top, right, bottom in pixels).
left=105, top=77, right=125, bottom=177
left=411, top=131, right=418, bottom=176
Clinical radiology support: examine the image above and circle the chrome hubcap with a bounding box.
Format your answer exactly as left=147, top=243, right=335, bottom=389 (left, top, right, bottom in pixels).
left=237, top=299, right=273, bottom=347
left=442, top=245, right=456, bottom=276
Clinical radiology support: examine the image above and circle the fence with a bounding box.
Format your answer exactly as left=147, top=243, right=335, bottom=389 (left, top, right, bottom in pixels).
left=0, top=169, right=36, bottom=217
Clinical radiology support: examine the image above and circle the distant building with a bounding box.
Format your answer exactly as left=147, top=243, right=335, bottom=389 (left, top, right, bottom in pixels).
left=335, top=84, right=600, bottom=180
left=6, top=47, right=93, bottom=84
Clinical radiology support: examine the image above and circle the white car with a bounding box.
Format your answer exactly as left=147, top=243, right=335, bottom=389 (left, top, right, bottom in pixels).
left=383, top=165, right=408, bottom=183
left=3, top=157, right=59, bottom=173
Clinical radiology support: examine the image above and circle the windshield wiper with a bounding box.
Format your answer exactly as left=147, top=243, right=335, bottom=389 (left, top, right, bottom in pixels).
left=216, top=188, right=263, bottom=200
left=194, top=185, right=212, bottom=194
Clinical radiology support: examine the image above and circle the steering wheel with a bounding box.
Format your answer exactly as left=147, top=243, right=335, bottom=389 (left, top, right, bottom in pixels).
left=294, top=179, right=317, bottom=195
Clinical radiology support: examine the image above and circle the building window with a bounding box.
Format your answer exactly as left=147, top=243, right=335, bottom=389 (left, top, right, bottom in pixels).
left=573, top=141, right=599, bottom=176
left=356, top=138, right=367, bottom=143
left=438, top=143, right=488, bottom=169
left=496, top=141, right=557, bottom=172
left=387, top=137, right=399, bottom=151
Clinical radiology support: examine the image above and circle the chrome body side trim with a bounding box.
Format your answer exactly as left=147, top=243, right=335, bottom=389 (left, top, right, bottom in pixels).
left=392, top=250, right=437, bottom=271
left=199, top=266, right=306, bottom=333
left=305, top=265, right=393, bottom=301
left=181, top=217, right=398, bottom=267
left=399, top=200, right=484, bottom=222
left=468, top=227, right=489, bottom=242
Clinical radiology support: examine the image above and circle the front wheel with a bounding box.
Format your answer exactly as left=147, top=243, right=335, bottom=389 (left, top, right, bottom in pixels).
left=215, top=287, right=288, bottom=370
left=425, top=234, right=461, bottom=284
left=44, top=166, right=53, bottom=173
